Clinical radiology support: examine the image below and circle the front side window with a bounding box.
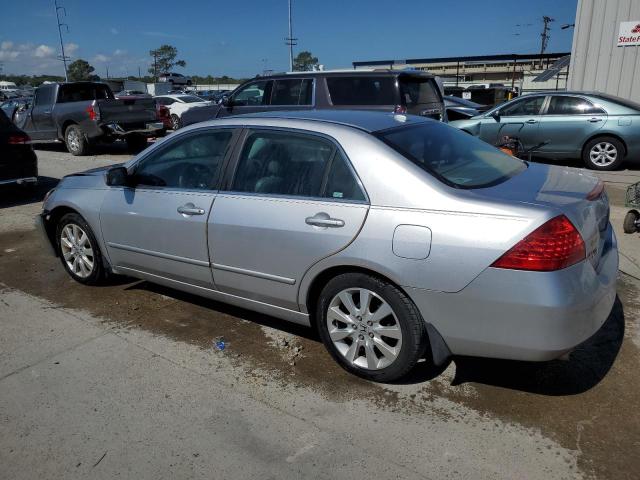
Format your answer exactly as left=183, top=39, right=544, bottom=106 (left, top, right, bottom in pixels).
left=34, top=87, right=54, bottom=106
left=546, top=96, right=605, bottom=115
left=498, top=96, right=544, bottom=116
left=178, top=95, right=205, bottom=103
left=270, top=79, right=313, bottom=106
left=232, top=81, right=271, bottom=106
left=232, top=131, right=334, bottom=197
left=133, top=130, right=233, bottom=189
left=377, top=122, right=526, bottom=189
left=327, top=76, right=395, bottom=105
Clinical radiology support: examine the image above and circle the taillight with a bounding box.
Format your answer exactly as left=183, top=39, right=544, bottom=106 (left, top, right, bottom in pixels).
left=86, top=104, right=99, bottom=121
left=394, top=105, right=407, bottom=114
left=8, top=133, right=30, bottom=144
left=491, top=215, right=585, bottom=271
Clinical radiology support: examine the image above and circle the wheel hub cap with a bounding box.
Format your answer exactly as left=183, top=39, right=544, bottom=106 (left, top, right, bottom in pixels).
left=327, top=288, right=402, bottom=371
left=60, top=224, right=94, bottom=279
left=590, top=142, right=617, bottom=166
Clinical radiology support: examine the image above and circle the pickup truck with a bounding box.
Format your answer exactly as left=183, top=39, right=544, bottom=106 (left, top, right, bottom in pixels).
left=13, top=82, right=164, bottom=155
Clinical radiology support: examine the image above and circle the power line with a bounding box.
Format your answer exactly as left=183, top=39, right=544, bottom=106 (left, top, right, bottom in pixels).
left=54, top=0, right=70, bottom=81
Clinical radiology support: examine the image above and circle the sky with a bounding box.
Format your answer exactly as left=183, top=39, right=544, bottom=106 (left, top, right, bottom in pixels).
left=0, top=0, right=578, bottom=78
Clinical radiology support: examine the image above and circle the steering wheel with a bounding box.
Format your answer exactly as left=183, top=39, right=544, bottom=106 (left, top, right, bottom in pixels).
left=178, top=163, right=213, bottom=190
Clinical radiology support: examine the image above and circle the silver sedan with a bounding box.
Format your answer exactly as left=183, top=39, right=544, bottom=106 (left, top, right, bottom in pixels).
left=38, top=110, right=618, bottom=382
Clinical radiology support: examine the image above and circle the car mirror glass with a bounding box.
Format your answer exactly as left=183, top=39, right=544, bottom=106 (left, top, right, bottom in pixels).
left=491, top=111, right=501, bottom=122
left=105, top=166, right=129, bottom=187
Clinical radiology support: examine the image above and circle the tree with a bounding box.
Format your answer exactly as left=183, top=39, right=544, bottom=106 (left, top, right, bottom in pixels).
left=149, top=45, right=186, bottom=79
left=293, top=51, right=319, bottom=72
left=67, top=59, right=97, bottom=81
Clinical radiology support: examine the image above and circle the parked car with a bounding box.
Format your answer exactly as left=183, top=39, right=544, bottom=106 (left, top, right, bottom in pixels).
left=158, top=73, right=192, bottom=86
left=0, top=108, right=37, bottom=187
left=444, top=95, right=489, bottom=121
left=1, top=97, right=32, bottom=122
left=12, top=82, right=164, bottom=155
left=155, top=103, right=172, bottom=131
left=154, top=94, right=211, bottom=130
left=38, top=110, right=617, bottom=382
left=181, top=70, right=445, bottom=127
left=450, top=91, right=640, bottom=170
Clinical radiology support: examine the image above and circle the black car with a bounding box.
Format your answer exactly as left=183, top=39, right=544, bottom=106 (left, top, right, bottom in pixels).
left=0, top=108, right=38, bottom=187
left=444, top=95, right=489, bottom=121
left=181, top=70, right=445, bottom=126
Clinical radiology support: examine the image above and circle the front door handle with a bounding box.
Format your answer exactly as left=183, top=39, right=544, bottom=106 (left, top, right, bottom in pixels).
left=306, top=212, right=345, bottom=228
left=588, top=117, right=603, bottom=123
left=177, top=203, right=205, bottom=216
left=526, top=119, right=537, bottom=124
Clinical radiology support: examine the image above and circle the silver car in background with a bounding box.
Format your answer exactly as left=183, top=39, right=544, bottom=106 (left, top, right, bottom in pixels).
left=39, top=110, right=618, bottom=382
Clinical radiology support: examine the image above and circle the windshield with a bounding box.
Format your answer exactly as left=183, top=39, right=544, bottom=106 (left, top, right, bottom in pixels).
left=376, top=122, right=526, bottom=188
left=179, top=95, right=205, bottom=103
left=399, top=78, right=441, bottom=115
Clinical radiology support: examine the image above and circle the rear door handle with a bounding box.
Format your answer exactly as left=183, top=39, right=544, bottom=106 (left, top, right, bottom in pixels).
left=177, top=203, right=205, bottom=216
left=306, top=212, right=345, bottom=228
left=526, top=119, right=537, bottom=124
left=588, top=117, right=603, bottom=123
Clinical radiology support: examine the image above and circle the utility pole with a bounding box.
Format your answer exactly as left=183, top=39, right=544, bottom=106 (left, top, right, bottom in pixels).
left=153, top=52, right=158, bottom=82
left=284, top=0, right=297, bottom=71
left=54, top=0, right=70, bottom=81
left=539, top=16, right=555, bottom=68
left=138, top=66, right=142, bottom=80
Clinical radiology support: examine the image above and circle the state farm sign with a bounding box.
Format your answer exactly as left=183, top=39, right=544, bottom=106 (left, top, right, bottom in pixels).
left=618, top=21, right=640, bottom=46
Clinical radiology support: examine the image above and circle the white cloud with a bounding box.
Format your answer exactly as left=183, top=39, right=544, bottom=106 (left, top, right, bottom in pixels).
left=65, top=42, right=79, bottom=55
left=1, top=41, right=14, bottom=50
left=110, top=27, right=119, bottom=35
left=0, top=50, right=20, bottom=61
left=93, top=54, right=109, bottom=63
left=34, top=44, right=55, bottom=58
left=113, top=49, right=127, bottom=56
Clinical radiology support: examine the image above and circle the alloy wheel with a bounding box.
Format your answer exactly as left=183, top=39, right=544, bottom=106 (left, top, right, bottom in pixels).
left=589, top=142, right=618, bottom=167
left=67, top=129, right=80, bottom=152
left=60, top=223, right=94, bottom=279
left=326, top=288, right=402, bottom=370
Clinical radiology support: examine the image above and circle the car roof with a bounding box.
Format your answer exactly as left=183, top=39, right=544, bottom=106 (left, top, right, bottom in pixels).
left=230, top=109, right=431, bottom=133
left=251, top=69, right=436, bottom=80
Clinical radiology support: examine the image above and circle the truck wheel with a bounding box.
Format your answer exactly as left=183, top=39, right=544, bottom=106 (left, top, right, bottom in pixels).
left=171, top=114, right=182, bottom=130
left=65, top=125, right=90, bottom=156
left=126, top=135, right=148, bottom=153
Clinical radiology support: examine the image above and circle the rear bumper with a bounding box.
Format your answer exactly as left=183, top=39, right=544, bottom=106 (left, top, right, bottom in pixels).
left=407, top=223, right=618, bottom=361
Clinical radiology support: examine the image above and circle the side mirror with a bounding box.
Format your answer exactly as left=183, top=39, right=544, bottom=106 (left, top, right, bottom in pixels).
left=490, top=111, right=501, bottom=122
left=17, top=103, right=29, bottom=112
left=106, top=166, right=129, bottom=187
left=221, top=95, right=231, bottom=107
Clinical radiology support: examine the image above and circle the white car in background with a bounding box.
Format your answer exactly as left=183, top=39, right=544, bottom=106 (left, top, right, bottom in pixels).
left=158, top=73, right=192, bottom=86
left=154, top=94, right=211, bottom=130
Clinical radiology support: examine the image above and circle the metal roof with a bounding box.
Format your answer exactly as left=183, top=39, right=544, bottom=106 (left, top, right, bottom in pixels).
left=353, top=52, right=571, bottom=68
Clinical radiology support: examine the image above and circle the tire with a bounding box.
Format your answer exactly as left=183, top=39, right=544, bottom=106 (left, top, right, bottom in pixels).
left=316, top=273, right=429, bottom=382
left=171, top=114, right=182, bottom=130
left=624, top=210, right=639, bottom=234
left=64, top=124, right=90, bottom=156
left=125, top=134, right=148, bottom=153
left=56, top=213, right=106, bottom=285
left=582, top=136, right=625, bottom=171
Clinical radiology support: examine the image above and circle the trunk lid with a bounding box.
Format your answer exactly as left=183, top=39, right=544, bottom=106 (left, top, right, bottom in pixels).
left=474, top=162, right=610, bottom=268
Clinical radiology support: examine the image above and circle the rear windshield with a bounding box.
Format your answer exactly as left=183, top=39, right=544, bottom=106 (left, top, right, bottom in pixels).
left=593, top=93, right=640, bottom=111
left=58, top=84, right=114, bottom=103
left=327, top=76, right=396, bottom=105
left=400, top=78, right=441, bottom=113
left=376, top=122, right=526, bottom=189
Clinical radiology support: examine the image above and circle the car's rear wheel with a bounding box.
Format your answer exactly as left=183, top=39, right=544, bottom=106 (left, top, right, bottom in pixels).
left=56, top=213, right=105, bottom=285
left=65, top=125, right=89, bottom=156
left=583, top=137, right=625, bottom=170
left=316, top=273, right=429, bottom=382
left=171, top=114, right=182, bottom=130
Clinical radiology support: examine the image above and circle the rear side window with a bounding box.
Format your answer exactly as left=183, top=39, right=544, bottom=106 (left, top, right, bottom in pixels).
left=327, top=77, right=395, bottom=105
left=377, top=123, right=526, bottom=189
left=324, top=152, right=366, bottom=201
left=546, top=96, right=605, bottom=115
left=232, top=131, right=334, bottom=197
left=271, top=79, right=313, bottom=106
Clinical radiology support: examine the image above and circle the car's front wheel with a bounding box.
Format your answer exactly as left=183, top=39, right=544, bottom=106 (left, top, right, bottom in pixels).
left=56, top=213, right=105, bottom=285
left=316, top=273, right=429, bottom=382
left=583, top=137, right=625, bottom=170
